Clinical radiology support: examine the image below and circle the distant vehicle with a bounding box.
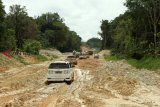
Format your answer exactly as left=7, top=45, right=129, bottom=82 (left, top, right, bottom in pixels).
left=79, top=54, right=88, bottom=59
left=87, top=50, right=94, bottom=55
left=84, top=54, right=90, bottom=58
left=94, top=54, right=99, bottom=59
left=47, top=61, right=74, bottom=84
left=74, top=52, right=80, bottom=58
left=66, top=55, right=77, bottom=66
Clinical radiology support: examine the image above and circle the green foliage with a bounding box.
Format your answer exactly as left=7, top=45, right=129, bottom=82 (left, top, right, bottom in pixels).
left=86, top=38, right=102, bottom=50
left=0, top=2, right=81, bottom=53
left=99, top=20, right=113, bottom=49
left=6, top=5, right=28, bottom=49
left=23, top=40, right=42, bottom=55
left=128, top=56, right=160, bottom=70
left=0, top=0, right=5, bottom=20
left=0, top=29, right=16, bottom=51
left=0, top=53, right=14, bottom=65
left=12, top=55, right=29, bottom=65
left=5, top=29, right=16, bottom=49
left=36, top=54, right=58, bottom=61
left=36, top=55, right=48, bottom=61
left=105, top=54, right=160, bottom=70
left=63, top=31, right=81, bottom=52
left=0, top=0, right=6, bottom=52
left=36, top=13, right=81, bottom=52
left=99, top=0, right=160, bottom=57
left=104, top=54, right=124, bottom=61
left=0, top=1, right=16, bottom=52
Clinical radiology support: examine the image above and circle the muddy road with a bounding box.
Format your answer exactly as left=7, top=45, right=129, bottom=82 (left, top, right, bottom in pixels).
left=1, top=53, right=160, bottom=107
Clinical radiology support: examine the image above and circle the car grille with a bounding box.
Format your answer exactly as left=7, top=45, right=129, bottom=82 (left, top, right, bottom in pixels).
left=55, top=71, right=62, bottom=74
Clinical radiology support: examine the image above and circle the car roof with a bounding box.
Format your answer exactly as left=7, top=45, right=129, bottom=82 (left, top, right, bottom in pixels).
left=67, top=55, right=75, bottom=57
left=53, top=61, right=70, bottom=64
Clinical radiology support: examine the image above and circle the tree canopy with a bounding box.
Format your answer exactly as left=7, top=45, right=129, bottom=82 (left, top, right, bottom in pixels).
left=99, top=0, right=160, bottom=58
left=86, top=38, right=102, bottom=50
left=0, top=2, right=81, bottom=54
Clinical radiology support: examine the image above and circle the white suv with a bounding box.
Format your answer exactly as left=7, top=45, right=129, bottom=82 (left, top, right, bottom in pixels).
left=47, top=61, right=74, bottom=84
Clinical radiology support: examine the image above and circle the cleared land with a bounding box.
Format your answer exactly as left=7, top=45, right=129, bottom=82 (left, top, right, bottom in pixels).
left=0, top=51, right=160, bottom=107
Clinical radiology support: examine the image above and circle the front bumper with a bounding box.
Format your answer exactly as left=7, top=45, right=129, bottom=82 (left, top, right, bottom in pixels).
left=47, top=77, right=72, bottom=82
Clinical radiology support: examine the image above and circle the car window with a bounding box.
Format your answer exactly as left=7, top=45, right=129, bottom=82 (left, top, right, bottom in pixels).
left=67, top=56, right=75, bottom=58
left=49, top=63, right=69, bottom=69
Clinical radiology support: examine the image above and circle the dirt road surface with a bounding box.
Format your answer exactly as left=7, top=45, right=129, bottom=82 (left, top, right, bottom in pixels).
left=1, top=53, right=160, bottom=107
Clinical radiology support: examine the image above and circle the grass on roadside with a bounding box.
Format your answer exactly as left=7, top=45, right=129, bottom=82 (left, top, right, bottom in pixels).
left=0, top=54, right=14, bottom=65
left=105, top=54, right=160, bottom=70
left=104, top=54, right=124, bottom=61
left=36, top=54, right=58, bottom=61
left=12, top=55, right=29, bottom=65
left=128, top=56, right=160, bottom=70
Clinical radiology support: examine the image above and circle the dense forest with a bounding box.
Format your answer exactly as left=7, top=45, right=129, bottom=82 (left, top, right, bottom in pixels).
left=0, top=0, right=81, bottom=54
left=99, top=0, right=160, bottom=58
left=86, top=38, right=102, bottom=50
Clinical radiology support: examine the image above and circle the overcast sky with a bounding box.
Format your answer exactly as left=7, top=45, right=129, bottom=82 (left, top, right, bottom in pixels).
left=2, top=0, right=127, bottom=41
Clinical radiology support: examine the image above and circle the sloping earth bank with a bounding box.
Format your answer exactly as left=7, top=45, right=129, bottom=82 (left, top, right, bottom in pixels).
left=1, top=53, right=160, bottom=107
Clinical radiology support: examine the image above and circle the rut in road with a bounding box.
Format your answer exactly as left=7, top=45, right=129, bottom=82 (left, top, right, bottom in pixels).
left=55, top=68, right=90, bottom=107
left=1, top=53, right=160, bottom=107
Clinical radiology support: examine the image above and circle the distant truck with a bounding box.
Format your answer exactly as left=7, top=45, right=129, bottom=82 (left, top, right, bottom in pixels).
left=94, top=54, right=99, bottom=59
left=79, top=54, right=89, bottom=59
left=87, top=50, right=94, bottom=55
left=65, top=55, right=77, bottom=66
left=47, top=61, right=74, bottom=84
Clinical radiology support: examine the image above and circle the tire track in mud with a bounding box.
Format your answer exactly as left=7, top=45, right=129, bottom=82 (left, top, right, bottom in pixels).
left=55, top=69, right=89, bottom=107
left=0, top=54, right=73, bottom=107
left=0, top=61, right=63, bottom=107
left=38, top=84, right=68, bottom=107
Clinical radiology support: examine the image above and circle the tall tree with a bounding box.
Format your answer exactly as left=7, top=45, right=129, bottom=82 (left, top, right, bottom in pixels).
left=125, top=0, right=160, bottom=54
left=0, top=0, right=6, bottom=51
left=7, top=5, right=28, bottom=49
left=36, top=12, right=81, bottom=52
left=87, top=38, right=102, bottom=49
left=99, top=20, right=112, bottom=49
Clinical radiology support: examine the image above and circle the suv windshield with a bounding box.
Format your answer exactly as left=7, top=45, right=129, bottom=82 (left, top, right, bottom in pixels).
left=49, top=63, right=69, bottom=69
left=67, top=56, right=76, bottom=58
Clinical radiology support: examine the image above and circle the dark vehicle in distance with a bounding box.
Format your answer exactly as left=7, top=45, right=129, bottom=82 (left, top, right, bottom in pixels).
left=66, top=55, right=77, bottom=66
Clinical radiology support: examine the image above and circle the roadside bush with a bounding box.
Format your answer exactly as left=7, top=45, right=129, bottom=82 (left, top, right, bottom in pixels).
left=0, top=29, right=16, bottom=51
left=12, top=55, right=29, bottom=65
left=128, top=56, right=160, bottom=70
left=104, top=54, right=124, bottom=61
left=23, top=39, right=42, bottom=55
left=36, top=54, right=58, bottom=62
left=36, top=54, right=48, bottom=61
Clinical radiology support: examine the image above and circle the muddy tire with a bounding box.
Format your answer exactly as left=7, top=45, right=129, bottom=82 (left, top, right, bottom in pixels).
left=66, top=81, right=72, bottom=85
left=66, top=74, right=74, bottom=85
left=45, top=81, right=50, bottom=85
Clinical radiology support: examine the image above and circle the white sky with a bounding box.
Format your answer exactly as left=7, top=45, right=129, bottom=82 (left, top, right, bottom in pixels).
left=2, top=0, right=127, bottom=41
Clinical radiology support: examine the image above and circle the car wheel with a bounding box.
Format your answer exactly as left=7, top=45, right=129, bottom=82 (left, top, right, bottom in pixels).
left=66, top=81, right=72, bottom=85
left=45, top=81, right=50, bottom=85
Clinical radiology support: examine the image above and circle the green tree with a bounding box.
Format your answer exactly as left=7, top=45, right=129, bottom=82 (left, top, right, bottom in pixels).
left=36, top=12, right=81, bottom=52
left=23, top=39, right=41, bottom=55
left=7, top=5, right=28, bottom=49
left=99, top=20, right=113, bottom=49
left=64, top=31, right=81, bottom=52
left=87, top=38, right=102, bottom=49
left=99, top=0, right=160, bottom=58
left=125, top=0, right=160, bottom=54
left=0, top=0, right=6, bottom=51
